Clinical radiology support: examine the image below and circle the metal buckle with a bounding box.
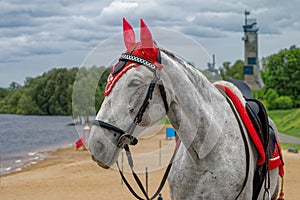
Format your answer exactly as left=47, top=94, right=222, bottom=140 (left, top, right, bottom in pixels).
left=117, top=134, right=138, bottom=148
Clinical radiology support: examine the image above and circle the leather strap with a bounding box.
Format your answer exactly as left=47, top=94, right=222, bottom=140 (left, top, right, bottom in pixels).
left=158, top=83, right=169, bottom=113
left=93, top=120, right=125, bottom=135
left=117, top=141, right=181, bottom=200
left=216, top=87, right=250, bottom=200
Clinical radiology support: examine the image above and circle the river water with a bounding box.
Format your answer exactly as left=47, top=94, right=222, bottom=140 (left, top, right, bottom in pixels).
left=0, top=114, right=80, bottom=175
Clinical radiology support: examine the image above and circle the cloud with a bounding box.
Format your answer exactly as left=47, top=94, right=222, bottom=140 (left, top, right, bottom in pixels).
left=0, top=0, right=300, bottom=86
left=96, top=0, right=300, bottom=38
left=96, top=0, right=242, bottom=39
left=100, top=0, right=139, bottom=21
left=0, top=1, right=104, bottom=63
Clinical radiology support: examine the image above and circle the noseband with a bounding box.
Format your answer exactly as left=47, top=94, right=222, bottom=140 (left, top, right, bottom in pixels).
left=93, top=50, right=169, bottom=148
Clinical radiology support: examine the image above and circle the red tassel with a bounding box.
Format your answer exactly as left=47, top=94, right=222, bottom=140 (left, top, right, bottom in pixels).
left=277, top=191, right=284, bottom=200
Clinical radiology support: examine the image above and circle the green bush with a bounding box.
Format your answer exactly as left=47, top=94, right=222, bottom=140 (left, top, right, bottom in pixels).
left=265, top=89, right=278, bottom=104
left=252, top=88, right=265, bottom=99
left=269, top=96, right=293, bottom=110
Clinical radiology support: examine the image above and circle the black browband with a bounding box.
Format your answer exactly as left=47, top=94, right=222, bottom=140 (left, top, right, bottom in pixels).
left=93, top=51, right=168, bottom=148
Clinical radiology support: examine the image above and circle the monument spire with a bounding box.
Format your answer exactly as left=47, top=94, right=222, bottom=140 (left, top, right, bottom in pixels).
left=242, top=10, right=264, bottom=89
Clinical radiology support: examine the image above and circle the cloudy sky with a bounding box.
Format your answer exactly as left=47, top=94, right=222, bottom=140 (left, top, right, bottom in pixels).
left=1, top=0, right=299, bottom=87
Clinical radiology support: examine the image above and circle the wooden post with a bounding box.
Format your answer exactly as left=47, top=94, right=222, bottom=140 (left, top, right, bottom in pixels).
left=82, top=124, right=90, bottom=150
left=159, top=140, right=162, bottom=166
left=145, top=167, right=148, bottom=195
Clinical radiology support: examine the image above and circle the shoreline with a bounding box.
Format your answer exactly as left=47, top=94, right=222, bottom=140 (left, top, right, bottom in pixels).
left=1, top=147, right=76, bottom=174
left=0, top=146, right=174, bottom=200
left=0, top=143, right=75, bottom=176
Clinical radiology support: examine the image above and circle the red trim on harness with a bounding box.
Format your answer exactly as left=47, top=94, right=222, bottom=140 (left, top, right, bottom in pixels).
left=269, top=136, right=284, bottom=177
left=215, top=84, right=265, bottom=165
left=104, top=62, right=139, bottom=96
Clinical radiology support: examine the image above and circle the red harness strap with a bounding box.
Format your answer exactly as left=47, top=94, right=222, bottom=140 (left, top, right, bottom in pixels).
left=215, top=84, right=265, bottom=165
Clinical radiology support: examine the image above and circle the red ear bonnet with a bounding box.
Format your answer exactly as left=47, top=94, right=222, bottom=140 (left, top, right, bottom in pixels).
left=123, top=18, right=136, bottom=49
left=140, top=19, right=155, bottom=56
left=104, top=18, right=162, bottom=96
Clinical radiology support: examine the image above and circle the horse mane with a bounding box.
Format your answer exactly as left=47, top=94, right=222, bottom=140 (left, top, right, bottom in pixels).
left=160, top=48, right=246, bottom=105
left=160, top=48, right=187, bottom=67
left=160, top=48, right=217, bottom=95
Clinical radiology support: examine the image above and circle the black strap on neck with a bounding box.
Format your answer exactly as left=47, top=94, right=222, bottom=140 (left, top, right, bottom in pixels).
left=134, top=76, right=159, bottom=124
left=229, top=96, right=250, bottom=200
left=117, top=141, right=180, bottom=200
left=216, top=86, right=250, bottom=200
left=158, top=83, right=169, bottom=113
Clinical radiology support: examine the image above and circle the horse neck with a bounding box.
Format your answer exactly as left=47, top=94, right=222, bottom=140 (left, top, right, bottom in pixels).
left=160, top=51, right=228, bottom=160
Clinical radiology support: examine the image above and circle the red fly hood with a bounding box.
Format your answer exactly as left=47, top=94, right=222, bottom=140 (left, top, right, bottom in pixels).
left=104, top=18, right=163, bottom=96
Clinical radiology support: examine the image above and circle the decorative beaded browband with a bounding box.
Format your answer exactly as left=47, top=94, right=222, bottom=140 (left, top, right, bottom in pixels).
left=119, top=53, right=160, bottom=72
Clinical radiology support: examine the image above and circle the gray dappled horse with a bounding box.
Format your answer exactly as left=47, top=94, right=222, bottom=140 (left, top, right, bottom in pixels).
left=88, top=19, right=281, bottom=199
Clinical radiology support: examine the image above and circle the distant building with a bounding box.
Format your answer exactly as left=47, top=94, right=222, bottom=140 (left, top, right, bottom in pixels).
left=242, top=10, right=264, bottom=89
left=205, top=54, right=222, bottom=82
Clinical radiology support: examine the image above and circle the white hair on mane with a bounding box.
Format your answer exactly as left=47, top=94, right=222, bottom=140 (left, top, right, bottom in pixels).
left=214, top=80, right=246, bottom=106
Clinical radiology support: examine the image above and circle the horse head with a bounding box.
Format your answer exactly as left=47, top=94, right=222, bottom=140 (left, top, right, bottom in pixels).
left=88, top=19, right=168, bottom=169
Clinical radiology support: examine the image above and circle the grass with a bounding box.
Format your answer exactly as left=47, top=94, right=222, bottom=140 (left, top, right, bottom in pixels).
left=158, top=108, right=300, bottom=139
left=159, top=117, right=170, bottom=124
left=268, top=108, right=300, bottom=138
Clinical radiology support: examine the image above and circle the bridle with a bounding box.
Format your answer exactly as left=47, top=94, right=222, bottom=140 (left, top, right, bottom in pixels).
left=93, top=50, right=169, bottom=148
left=92, top=49, right=174, bottom=200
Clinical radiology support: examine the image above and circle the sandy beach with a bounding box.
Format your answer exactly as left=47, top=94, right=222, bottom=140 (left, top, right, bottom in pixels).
left=1, top=131, right=299, bottom=200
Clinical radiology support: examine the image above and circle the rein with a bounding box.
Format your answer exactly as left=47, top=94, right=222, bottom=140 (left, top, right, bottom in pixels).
left=216, top=85, right=250, bottom=200
left=93, top=51, right=174, bottom=199
left=116, top=141, right=180, bottom=200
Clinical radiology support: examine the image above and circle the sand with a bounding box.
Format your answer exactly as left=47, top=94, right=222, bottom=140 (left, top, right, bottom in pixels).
left=1, top=131, right=299, bottom=200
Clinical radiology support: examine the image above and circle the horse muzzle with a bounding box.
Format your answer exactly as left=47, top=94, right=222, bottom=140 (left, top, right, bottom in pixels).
left=91, top=155, right=110, bottom=169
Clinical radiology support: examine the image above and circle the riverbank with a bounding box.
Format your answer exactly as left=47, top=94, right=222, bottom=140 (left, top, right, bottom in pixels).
left=0, top=115, right=79, bottom=175
left=1, top=144, right=300, bottom=199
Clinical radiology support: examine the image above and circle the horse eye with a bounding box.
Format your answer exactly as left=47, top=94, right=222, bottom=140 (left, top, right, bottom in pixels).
left=128, top=79, right=142, bottom=87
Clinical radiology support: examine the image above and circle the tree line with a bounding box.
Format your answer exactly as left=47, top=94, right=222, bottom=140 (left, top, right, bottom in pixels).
left=0, top=45, right=299, bottom=116
left=0, top=68, right=78, bottom=115
left=0, top=65, right=111, bottom=121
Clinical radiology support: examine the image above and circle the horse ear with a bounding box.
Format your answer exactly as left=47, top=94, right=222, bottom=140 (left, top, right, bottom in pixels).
left=123, top=18, right=136, bottom=49
left=140, top=19, right=154, bottom=51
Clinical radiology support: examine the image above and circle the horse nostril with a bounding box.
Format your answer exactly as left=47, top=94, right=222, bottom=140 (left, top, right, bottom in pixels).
left=96, top=140, right=106, bottom=152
